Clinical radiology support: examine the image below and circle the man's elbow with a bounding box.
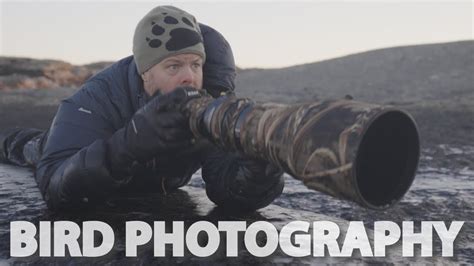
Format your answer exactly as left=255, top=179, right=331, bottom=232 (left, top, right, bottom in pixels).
left=36, top=140, right=122, bottom=212
left=40, top=166, right=112, bottom=212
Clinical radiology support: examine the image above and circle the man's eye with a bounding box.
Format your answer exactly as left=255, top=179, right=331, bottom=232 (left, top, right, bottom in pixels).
left=192, top=63, right=202, bottom=69
left=168, top=65, right=179, bottom=70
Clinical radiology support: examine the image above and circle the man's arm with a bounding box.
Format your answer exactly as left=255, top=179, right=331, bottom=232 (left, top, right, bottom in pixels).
left=35, top=97, right=120, bottom=211
left=36, top=86, right=194, bottom=211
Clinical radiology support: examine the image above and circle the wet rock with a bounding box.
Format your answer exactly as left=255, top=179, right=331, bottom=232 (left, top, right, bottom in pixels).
left=0, top=162, right=472, bottom=264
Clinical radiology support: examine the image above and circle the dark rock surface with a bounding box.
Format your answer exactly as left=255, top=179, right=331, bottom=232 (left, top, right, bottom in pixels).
left=1, top=164, right=470, bottom=264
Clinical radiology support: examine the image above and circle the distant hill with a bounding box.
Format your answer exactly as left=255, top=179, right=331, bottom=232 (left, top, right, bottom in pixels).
left=235, top=40, right=474, bottom=105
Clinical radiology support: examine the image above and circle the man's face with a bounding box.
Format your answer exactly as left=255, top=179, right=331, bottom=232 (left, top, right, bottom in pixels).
left=142, top=53, right=203, bottom=96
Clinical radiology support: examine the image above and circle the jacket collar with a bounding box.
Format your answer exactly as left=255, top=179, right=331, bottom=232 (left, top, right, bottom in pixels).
left=127, top=57, right=147, bottom=111
left=127, top=57, right=167, bottom=110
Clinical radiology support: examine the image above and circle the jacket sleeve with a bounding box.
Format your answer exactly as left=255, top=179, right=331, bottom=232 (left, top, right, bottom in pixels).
left=35, top=95, right=127, bottom=211
left=201, top=147, right=285, bottom=211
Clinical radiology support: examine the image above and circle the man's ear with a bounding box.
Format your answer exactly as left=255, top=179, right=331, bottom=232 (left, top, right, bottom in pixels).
left=141, top=72, right=148, bottom=82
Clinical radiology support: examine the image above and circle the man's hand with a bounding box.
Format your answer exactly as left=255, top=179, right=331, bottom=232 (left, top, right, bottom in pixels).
left=128, top=87, right=205, bottom=159
left=106, top=87, right=202, bottom=174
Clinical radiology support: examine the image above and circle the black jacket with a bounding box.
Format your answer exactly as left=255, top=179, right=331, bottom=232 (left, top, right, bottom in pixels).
left=35, top=24, right=284, bottom=211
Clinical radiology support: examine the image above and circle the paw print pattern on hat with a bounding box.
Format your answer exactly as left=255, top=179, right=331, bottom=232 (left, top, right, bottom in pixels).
left=146, top=22, right=165, bottom=48
left=145, top=15, right=202, bottom=51
left=164, top=16, right=178, bottom=24
left=182, top=17, right=193, bottom=27
left=151, top=23, right=165, bottom=35
left=166, top=28, right=202, bottom=51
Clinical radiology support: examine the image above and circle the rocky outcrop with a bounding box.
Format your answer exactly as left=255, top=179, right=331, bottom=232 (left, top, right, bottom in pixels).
left=236, top=40, right=474, bottom=105
left=0, top=57, right=112, bottom=90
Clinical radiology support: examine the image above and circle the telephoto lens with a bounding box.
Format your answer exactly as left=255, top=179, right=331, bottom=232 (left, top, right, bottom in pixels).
left=182, top=90, right=420, bottom=209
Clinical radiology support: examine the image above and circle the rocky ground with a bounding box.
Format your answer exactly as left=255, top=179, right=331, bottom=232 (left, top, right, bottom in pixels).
left=0, top=41, right=473, bottom=263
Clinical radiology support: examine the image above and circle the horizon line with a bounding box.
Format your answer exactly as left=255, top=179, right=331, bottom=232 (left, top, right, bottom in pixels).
left=1, top=39, right=472, bottom=70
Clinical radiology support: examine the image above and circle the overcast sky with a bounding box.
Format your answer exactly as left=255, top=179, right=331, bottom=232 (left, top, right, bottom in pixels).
left=1, top=1, right=472, bottom=68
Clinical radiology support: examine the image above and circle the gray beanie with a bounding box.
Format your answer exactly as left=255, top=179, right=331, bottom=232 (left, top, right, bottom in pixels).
left=133, top=6, right=206, bottom=74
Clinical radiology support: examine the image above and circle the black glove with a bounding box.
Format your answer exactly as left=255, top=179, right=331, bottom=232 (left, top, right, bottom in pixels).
left=106, top=87, right=201, bottom=176
left=154, top=138, right=213, bottom=177
left=228, top=156, right=284, bottom=205
left=202, top=148, right=285, bottom=211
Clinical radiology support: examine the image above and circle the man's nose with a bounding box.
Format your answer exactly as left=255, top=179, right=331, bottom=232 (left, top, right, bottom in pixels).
left=180, top=66, right=195, bottom=86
